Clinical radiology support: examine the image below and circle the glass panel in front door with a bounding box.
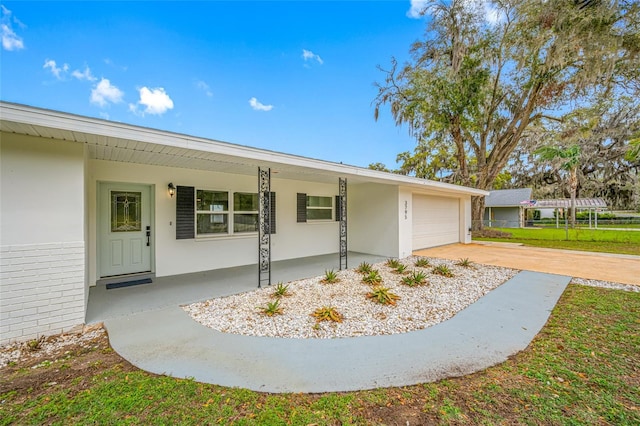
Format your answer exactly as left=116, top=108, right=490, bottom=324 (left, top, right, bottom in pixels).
left=111, top=191, right=142, bottom=232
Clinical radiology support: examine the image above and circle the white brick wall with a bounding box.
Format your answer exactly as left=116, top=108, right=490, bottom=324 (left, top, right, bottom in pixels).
left=0, top=242, right=85, bottom=345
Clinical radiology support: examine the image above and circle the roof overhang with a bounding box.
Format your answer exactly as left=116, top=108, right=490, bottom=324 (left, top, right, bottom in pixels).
left=0, top=101, right=487, bottom=197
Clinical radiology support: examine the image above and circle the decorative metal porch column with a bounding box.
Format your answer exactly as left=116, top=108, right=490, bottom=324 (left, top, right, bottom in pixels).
left=258, top=167, right=271, bottom=287
left=338, top=177, right=348, bottom=270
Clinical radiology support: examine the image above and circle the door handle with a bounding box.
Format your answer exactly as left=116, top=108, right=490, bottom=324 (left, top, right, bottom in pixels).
left=146, top=226, right=151, bottom=246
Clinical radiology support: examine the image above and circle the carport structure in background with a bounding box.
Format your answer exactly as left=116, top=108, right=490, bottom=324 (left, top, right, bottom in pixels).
left=526, top=198, right=608, bottom=228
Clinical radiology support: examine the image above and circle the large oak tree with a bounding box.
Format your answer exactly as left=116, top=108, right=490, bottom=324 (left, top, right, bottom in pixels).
left=374, top=0, right=639, bottom=228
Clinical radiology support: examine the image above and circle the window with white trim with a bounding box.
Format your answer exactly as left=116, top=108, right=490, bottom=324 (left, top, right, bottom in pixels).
left=233, top=192, right=259, bottom=233
left=177, top=186, right=275, bottom=239
left=306, top=195, right=333, bottom=220
left=196, top=190, right=229, bottom=235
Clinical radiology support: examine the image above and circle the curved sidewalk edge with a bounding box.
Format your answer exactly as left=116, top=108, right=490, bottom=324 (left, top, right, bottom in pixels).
left=104, top=270, right=570, bottom=393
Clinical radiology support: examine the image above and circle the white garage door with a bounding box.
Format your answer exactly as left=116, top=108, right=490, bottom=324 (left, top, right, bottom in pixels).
left=412, top=195, right=460, bottom=250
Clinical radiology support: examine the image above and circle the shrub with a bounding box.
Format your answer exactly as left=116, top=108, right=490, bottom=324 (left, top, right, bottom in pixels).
left=394, top=264, right=408, bottom=274
left=401, top=270, right=428, bottom=287
left=322, top=269, right=339, bottom=284
left=455, top=258, right=473, bottom=268
left=362, top=270, right=383, bottom=285
left=414, top=257, right=430, bottom=268
left=432, top=264, right=454, bottom=277
left=271, top=282, right=290, bottom=298
left=259, top=300, right=283, bottom=316
left=366, top=286, right=400, bottom=305
left=385, top=258, right=401, bottom=269
left=356, top=262, right=373, bottom=274
left=312, top=306, right=343, bottom=323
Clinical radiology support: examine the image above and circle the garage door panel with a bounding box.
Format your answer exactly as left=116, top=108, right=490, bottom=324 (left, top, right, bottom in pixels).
left=412, top=195, right=459, bottom=249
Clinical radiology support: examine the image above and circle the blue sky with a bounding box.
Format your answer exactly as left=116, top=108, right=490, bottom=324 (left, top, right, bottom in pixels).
left=1, top=1, right=433, bottom=168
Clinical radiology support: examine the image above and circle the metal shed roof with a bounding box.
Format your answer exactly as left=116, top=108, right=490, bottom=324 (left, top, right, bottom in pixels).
left=526, top=198, right=608, bottom=209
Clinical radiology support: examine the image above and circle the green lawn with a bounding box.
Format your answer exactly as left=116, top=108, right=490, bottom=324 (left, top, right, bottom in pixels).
left=2, top=285, right=639, bottom=425
left=475, top=227, right=640, bottom=255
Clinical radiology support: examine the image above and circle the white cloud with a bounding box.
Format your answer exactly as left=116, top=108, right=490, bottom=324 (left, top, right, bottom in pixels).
left=195, top=80, right=213, bottom=97
left=131, top=86, right=174, bottom=115
left=90, top=78, right=124, bottom=107
left=71, top=66, right=96, bottom=81
left=407, top=0, right=429, bottom=19
left=43, top=59, right=69, bottom=79
left=2, top=23, right=23, bottom=50
left=249, top=97, right=273, bottom=112
left=1, top=6, right=24, bottom=51
left=302, top=49, right=323, bottom=65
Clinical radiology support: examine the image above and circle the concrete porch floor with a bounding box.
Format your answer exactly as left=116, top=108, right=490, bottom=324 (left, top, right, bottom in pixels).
left=86, top=252, right=387, bottom=323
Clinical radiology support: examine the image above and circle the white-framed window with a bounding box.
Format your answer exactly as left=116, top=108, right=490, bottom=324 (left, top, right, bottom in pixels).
left=233, top=192, right=259, bottom=233
left=195, top=190, right=260, bottom=236
left=307, top=195, right=333, bottom=220
left=176, top=186, right=275, bottom=240
left=196, top=190, right=229, bottom=235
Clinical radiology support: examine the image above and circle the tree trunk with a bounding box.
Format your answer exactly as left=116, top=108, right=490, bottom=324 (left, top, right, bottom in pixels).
left=471, top=196, right=485, bottom=231
left=569, top=168, right=578, bottom=228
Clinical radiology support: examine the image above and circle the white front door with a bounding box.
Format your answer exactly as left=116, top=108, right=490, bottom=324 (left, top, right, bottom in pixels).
left=99, top=182, right=152, bottom=278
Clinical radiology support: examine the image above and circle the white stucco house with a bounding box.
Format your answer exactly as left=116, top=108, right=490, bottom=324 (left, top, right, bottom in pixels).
left=0, top=102, right=486, bottom=345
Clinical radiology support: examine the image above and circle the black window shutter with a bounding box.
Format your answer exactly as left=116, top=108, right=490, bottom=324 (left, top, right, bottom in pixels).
left=270, top=192, right=277, bottom=233
left=176, top=186, right=195, bottom=239
left=335, top=195, right=341, bottom=221
left=297, top=193, right=307, bottom=223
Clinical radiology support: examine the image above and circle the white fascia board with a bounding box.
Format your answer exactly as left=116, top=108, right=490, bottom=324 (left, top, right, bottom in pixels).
left=1, top=102, right=487, bottom=197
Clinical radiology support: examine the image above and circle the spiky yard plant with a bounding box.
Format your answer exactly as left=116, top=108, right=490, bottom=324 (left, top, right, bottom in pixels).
left=414, top=257, right=430, bottom=268
left=366, top=286, right=400, bottom=305
left=394, top=264, right=408, bottom=274
left=356, top=261, right=373, bottom=274
left=259, top=299, right=283, bottom=316
left=401, top=270, right=428, bottom=287
left=271, top=282, right=290, bottom=298
left=312, top=306, right=343, bottom=323
left=385, top=258, right=401, bottom=269
left=322, top=269, right=340, bottom=284
left=432, top=264, right=454, bottom=278
left=361, top=269, right=383, bottom=286
left=455, top=258, right=473, bottom=268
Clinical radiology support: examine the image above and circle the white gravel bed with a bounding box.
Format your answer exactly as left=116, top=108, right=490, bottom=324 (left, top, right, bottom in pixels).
left=183, top=257, right=518, bottom=339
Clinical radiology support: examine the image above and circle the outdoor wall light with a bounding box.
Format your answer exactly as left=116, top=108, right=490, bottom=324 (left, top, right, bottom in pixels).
left=168, top=182, right=176, bottom=198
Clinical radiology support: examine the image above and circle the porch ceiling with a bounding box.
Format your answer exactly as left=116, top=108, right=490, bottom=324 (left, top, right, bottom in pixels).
left=0, top=101, right=486, bottom=196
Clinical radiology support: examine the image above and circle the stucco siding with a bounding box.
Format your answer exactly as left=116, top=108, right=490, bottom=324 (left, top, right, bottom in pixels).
left=348, top=183, right=399, bottom=258
left=89, top=160, right=343, bottom=281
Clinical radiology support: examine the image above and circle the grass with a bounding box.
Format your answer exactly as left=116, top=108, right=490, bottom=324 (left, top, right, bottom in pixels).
left=2, top=285, right=638, bottom=424
left=475, top=227, right=640, bottom=255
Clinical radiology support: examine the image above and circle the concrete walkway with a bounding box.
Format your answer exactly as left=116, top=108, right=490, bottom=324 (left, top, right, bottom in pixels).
left=415, top=243, right=640, bottom=286
left=104, top=270, right=569, bottom=393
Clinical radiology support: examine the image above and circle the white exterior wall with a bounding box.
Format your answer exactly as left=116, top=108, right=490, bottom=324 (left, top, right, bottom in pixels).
left=1, top=133, right=85, bottom=344
left=88, top=160, right=341, bottom=282
left=348, top=183, right=400, bottom=258
left=460, top=196, right=472, bottom=243
left=398, top=187, right=413, bottom=258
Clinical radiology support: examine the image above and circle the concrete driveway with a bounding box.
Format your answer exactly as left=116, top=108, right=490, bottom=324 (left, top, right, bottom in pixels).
left=414, top=242, right=640, bottom=286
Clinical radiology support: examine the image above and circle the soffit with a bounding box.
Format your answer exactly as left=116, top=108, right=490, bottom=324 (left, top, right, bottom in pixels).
left=0, top=102, right=487, bottom=195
